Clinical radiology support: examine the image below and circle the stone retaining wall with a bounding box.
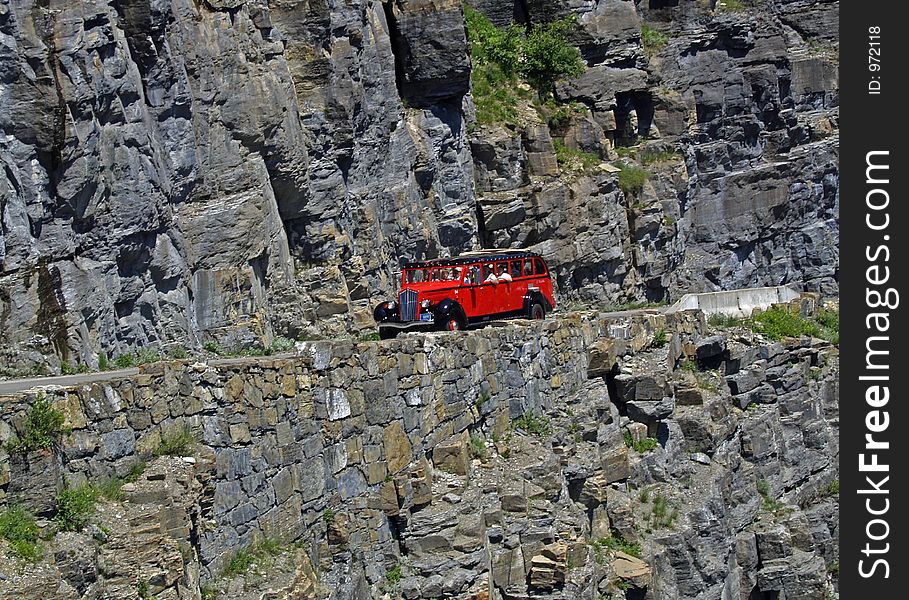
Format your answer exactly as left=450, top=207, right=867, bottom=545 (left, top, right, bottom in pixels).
left=0, top=311, right=703, bottom=577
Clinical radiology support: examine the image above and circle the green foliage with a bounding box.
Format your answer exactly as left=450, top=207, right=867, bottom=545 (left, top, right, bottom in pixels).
left=815, top=307, right=839, bottom=344
left=98, top=353, right=111, bottom=371
left=613, top=146, right=637, bottom=159
left=641, top=24, right=668, bottom=56
left=623, top=430, right=658, bottom=453
left=511, top=412, right=552, bottom=438
left=61, top=361, right=89, bottom=375
left=749, top=307, right=822, bottom=341
left=0, top=506, right=42, bottom=562
left=593, top=535, right=642, bottom=559
left=96, top=477, right=126, bottom=502
left=825, top=479, right=840, bottom=497
left=708, top=313, right=743, bottom=328
left=323, top=509, right=336, bottom=524
left=616, top=163, right=649, bottom=195
left=224, top=549, right=257, bottom=577
left=640, top=148, right=683, bottom=165
left=542, top=99, right=588, bottom=131
left=720, top=0, right=748, bottom=11
left=269, top=336, right=296, bottom=353
left=648, top=494, right=679, bottom=529
left=55, top=484, right=101, bottom=532
left=138, top=580, right=149, bottom=599
left=386, top=564, right=403, bottom=584
left=464, top=6, right=585, bottom=122
left=639, top=488, right=650, bottom=503
left=6, top=394, right=69, bottom=453
left=522, top=16, right=586, bottom=98
left=470, top=433, right=488, bottom=459
left=155, top=426, right=195, bottom=457
left=168, top=345, right=189, bottom=360
left=554, top=139, right=601, bottom=172
left=678, top=360, right=719, bottom=391
left=126, top=461, right=147, bottom=482
left=756, top=479, right=787, bottom=514
left=203, top=341, right=224, bottom=355
left=359, top=333, right=381, bottom=342
left=652, top=329, right=668, bottom=347
left=200, top=585, right=218, bottom=600
left=223, top=538, right=285, bottom=577
left=114, top=353, right=135, bottom=368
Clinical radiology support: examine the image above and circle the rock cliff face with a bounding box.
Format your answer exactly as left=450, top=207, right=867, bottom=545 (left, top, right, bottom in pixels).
left=1, top=0, right=837, bottom=371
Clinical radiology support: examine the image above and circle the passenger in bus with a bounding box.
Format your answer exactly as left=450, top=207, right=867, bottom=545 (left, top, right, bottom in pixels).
left=497, top=264, right=512, bottom=282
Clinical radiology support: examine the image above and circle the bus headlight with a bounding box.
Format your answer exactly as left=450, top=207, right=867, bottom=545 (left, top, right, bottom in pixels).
left=386, top=301, right=397, bottom=310
left=421, top=299, right=431, bottom=309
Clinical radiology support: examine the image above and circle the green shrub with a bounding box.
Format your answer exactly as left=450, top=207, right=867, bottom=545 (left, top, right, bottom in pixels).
left=648, top=494, right=679, bottom=529
left=511, top=412, right=552, bottom=438
left=203, top=341, right=224, bottom=356
left=554, top=139, right=601, bottom=172
left=61, top=361, right=89, bottom=375
left=623, top=430, right=659, bottom=453
left=114, top=353, right=135, bottom=368
left=386, top=564, right=403, bottom=584
left=55, top=484, right=101, bottom=532
left=358, top=333, right=381, bottom=342
left=616, top=163, right=649, bottom=195
left=155, top=426, right=195, bottom=457
left=223, top=538, right=285, bottom=577
left=269, top=336, right=296, bottom=353
left=522, top=16, right=586, bottom=98
left=465, top=6, right=585, bottom=120
left=640, top=148, right=682, bottom=165
left=167, top=345, right=189, bottom=360
left=749, top=307, right=822, bottom=341
left=98, top=353, right=111, bottom=371
left=126, top=461, right=147, bottom=482
left=593, top=535, right=642, bottom=558
left=323, top=509, right=336, bottom=524
left=0, top=506, right=42, bottom=562
left=6, top=394, right=68, bottom=453
left=470, top=433, right=488, bottom=459
left=720, top=0, right=748, bottom=11
left=641, top=24, right=668, bottom=56
left=652, top=329, right=668, bottom=347
left=135, top=348, right=161, bottom=365
left=825, top=479, right=840, bottom=497
left=96, top=477, right=126, bottom=502
left=708, top=313, right=742, bottom=328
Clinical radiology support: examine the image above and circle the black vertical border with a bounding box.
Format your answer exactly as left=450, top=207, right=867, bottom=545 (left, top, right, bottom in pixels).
left=839, top=2, right=905, bottom=597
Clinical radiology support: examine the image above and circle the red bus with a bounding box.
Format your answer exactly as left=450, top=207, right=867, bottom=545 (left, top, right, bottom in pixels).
left=373, top=249, right=556, bottom=339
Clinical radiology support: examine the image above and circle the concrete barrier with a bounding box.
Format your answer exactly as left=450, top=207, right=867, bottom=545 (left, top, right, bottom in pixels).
left=666, top=285, right=801, bottom=318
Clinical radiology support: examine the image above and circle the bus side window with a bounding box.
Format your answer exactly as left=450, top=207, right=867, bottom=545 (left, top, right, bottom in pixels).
left=511, top=260, right=522, bottom=279
left=523, top=260, right=533, bottom=276
left=534, top=258, right=546, bottom=275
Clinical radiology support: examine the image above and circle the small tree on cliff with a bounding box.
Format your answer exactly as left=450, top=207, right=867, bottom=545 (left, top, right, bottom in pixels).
left=464, top=5, right=586, bottom=103
left=521, top=16, right=586, bottom=98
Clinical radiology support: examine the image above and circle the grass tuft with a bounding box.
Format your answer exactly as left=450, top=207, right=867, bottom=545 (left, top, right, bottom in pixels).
left=511, top=412, right=553, bottom=438
left=0, top=506, right=42, bottom=562
left=6, top=394, right=69, bottom=454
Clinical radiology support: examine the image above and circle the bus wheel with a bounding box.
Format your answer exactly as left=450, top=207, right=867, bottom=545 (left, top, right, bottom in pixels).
left=529, top=302, right=545, bottom=320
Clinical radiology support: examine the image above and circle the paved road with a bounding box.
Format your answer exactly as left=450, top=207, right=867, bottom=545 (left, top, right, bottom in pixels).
left=0, top=368, right=139, bottom=395
left=0, top=310, right=663, bottom=396
left=0, top=352, right=301, bottom=396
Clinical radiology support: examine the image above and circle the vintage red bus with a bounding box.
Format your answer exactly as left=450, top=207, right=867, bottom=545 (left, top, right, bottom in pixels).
left=373, top=249, right=556, bottom=338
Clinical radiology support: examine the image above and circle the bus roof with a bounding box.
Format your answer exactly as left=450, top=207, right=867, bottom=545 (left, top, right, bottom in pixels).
left=403, top=249, right=541, bottom=269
